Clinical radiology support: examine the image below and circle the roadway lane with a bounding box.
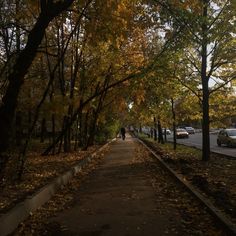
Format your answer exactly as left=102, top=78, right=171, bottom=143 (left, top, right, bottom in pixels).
left=166, top=133, right=236, bottom=158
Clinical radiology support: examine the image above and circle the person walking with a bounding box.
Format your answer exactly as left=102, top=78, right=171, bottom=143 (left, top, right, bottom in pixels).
left=120, top=127, right=126, bottom=140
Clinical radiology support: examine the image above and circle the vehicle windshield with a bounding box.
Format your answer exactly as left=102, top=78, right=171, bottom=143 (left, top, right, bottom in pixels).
left=177, top=129, right=186, bottom=132
left=227, top=130, right=236, bottom=136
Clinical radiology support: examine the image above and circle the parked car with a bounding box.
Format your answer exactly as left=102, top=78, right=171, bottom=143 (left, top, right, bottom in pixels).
left=217, top=129, right=236, bottom=147
left=184, top=127, right=195, bottom=134
left=162, top=128, right=171, bottom=135
left=176, top=128, right=189, bottom=138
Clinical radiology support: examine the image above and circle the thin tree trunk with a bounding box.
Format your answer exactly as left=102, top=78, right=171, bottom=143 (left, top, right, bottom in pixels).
left=139, top=124, right=142, bottom=133
left=86, top=110, right=97, bottom=148
left=82, top=111, right=89, bottom=150
left=63, top=116, right=69, bottom=152
left=150, top=128, right=153, bottom=138
left=28, top=110, right=32, bottom=136
left=163, top=128, right=167, bottom=142
left=201, top=0, right=210, bottom=161
left=77, top=103, right=83, bottom=148
left=57, top=119, right=66, bottom=154
left=40, top=118, right=46, bottom=143
left=74, top=115, right=79, bottom=151
left=52, top=114, right=56, bottom=155
left=157, top=118, right=164, bottom=144
left=15, top=0, right=21, bottom=53
left=171, top=98, right=177, bottom=150
left=154, top=116, right=157, bottom=141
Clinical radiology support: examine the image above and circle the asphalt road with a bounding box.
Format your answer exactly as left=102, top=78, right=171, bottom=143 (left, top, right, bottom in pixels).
left=166, top=132, right=236, bottom=158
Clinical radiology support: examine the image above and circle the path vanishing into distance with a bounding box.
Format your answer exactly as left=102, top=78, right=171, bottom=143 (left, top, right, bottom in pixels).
left=37, top=134, right=226, bottom=236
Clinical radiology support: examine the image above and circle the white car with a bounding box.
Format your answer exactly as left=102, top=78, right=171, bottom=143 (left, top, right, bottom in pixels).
left=162, top=128, right=171, bottom=135
left=176, top=129, right=189, bottom=138
left=185, top=127, right=195, bottom=134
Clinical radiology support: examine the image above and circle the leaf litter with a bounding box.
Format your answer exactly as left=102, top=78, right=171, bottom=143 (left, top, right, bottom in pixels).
left=140, top=137, right=236, bottom=226
left=1, top=139, right=233, bottom=235
left=134, top=143, right=228, bottom=235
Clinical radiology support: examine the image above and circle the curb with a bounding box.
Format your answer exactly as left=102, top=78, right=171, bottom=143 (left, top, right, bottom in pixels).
left=0, top=138, right=116, bottom=236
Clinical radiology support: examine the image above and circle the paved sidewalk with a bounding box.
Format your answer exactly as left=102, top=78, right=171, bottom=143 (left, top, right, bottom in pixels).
left=47, top=134, right=176, bottom=235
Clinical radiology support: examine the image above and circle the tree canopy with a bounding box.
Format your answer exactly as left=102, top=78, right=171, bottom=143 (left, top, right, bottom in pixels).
left=0, top=0, right=235, bottom=180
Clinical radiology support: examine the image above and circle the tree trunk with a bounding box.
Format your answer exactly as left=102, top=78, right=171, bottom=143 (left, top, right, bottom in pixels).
left=28, top=110, right=32, bottom=136
left=150, top=128, right=153, bottom=138
left=201, top=0, right=210, bottom=161
left=153, top=116, right=157, bottom=141
left=63, top=116, right=69, bottom=152
left=52, top=114, right=56, bottom=155
left=74, top=115, right=79, bottom=151
left=15, top=0, right=21, bottom=53
left=157, top=118, right=164, bottom=144
left=139, top=124, right=142, bottom=133
left=82, top=111, right=89, bottom=150
left=15, top=111, right=22, bottom=146
left=163, top=128, right=167, bottom=142
left=67, top=122, right=71, bottom=151
left=171, top=98, right=177, bottom=150
left=77, top=106, right=83, bottom=148
left=40, top=118, right=46, bottom=143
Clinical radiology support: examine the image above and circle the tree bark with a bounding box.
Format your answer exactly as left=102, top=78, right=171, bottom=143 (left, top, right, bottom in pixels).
left=153, top=116, right=157, bottom=141
left=82, top=111, right=89, bottom=150
left=139, top=124, right=142, bottom=133
left=171, top=98, right=177, bottom=150
left=157, top=117, right=164, bottom=144
left=52, top=114, right=56, bottom=155
left=63, top=116, right=69, bottom=152
left=163, top=128, right=167, bottom=142
left=15, top=111, right=22, bottom=146
left=201, top=0, right=210, bottom=161
left=74, top=115, right=79, bottom=151
left=40, top=118, right=46, bottom=143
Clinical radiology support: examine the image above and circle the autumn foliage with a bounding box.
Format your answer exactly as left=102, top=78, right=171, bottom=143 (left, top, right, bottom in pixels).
left=0, top=0, right=235, bottom=182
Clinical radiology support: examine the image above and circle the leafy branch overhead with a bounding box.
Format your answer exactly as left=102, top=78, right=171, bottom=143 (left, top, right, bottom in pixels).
left=0, top=0, right=235, bottom=181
